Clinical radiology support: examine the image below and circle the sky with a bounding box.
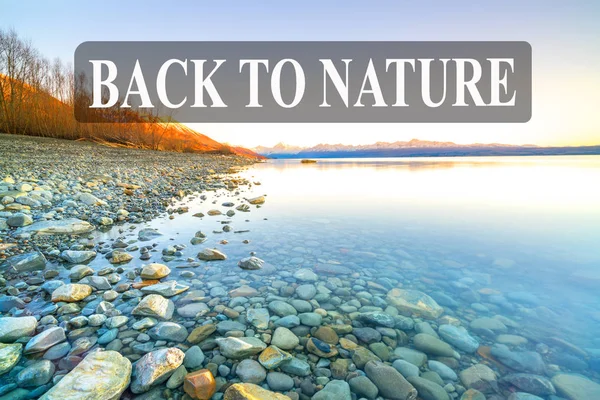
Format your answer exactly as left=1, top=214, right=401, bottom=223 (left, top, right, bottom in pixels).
left=2, top=0, right=600, bottom=147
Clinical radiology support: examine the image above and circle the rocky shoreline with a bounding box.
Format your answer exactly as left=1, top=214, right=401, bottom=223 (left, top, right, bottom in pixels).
left=1, top=134, right=599, bottom=400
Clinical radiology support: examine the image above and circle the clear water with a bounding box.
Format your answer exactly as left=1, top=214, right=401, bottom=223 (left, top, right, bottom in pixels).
left=91, top=156, right=600, bottom=350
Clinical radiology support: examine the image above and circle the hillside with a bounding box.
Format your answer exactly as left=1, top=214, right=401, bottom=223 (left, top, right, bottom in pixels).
left=0, top=74, right=262, bottom=157
left=0, top=28, right=262, bottom=158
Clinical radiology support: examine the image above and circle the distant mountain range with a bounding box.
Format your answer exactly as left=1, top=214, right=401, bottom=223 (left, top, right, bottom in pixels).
left=253, top=139, right=600, bottom=158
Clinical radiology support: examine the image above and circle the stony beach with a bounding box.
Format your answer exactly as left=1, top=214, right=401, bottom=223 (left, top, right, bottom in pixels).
left=1, top=134, right=599, bottom=400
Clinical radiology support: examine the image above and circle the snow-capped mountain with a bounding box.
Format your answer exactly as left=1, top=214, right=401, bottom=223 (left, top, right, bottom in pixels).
left=251, top=140, right=600, bottom=158
left=254, top=139, right=535, bottom=155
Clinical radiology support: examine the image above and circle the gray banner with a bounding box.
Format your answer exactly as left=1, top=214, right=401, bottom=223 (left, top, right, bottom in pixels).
left=74, top=41, right=531, bottom=123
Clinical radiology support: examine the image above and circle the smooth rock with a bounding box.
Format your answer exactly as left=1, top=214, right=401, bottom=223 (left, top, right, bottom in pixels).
left=60, top=250, right=96, bottom=264
left=198, top=248, right=227, bottom=261
left=236, top=359, right=266, bottom=384
left=132, top=294, right=174, bottom=320
left=141, top=263, right=171, bottom=280
left=19, top=218, right=94, bottom=235
left=0, top=343, right=22, bottom=375
left=413, top=333, right=457, bottom=358
left=0, top=316, right=37, bottom=343
left=216, top=337, right=267, bottom=359
left=500, top=373, right=556, bottom=396
left=312, top=380, right=351, bottom=400
left=51, top=284, right=92, bottom=302
left=223, top=383, right=291, bottom=400
left=3, top=252, right=46, bottom=272
left=39, top=350, right=131, bottom=400
left=184, top=369, right=216, bottom=400
left=438, top=324, right=479, bottom=353
left=267, top=372, right=294, bottom=391
left=149, top=322, right=188, bottom=342
left=271, top=327, right=299, bottom=350
left=365, top=360, right=417, bottom=400
left=141, top=281, right=189, bottom=297
left=247, top=308, right=270, bottom=330
left=551, top=373, right=600, bottom=400
left=24, top=326, right=66, bottom=354
left=428, top=360, right=458, bottom=381
left=386, top=289, right=444, bottom=319
left=490, top=344, right=545, bottom=374
left=238, top=256, right=264, bottom=270
left=406, top=376, right=449, bottom=400
left=16, top=359, right=54, bottom=387
left=349, top=376, right=379, bottom=399
left=131, top=348, right=185, bottom=393
left=459, top=364, right=497, bottom=393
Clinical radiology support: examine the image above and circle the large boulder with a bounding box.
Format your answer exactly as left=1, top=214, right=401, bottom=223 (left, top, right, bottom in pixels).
left=39, top=350, right=131, bottom=400
left=386, top=289, right=443, bottom=319
left=131, top=348, right=185, bottom=393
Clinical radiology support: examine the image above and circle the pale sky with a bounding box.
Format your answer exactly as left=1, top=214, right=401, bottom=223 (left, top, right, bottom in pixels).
left=3, top=0, right=600, bottom=147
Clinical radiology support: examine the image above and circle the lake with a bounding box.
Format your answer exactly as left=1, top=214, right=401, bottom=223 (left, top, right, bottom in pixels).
left=70, top=155, right=600, bottom=397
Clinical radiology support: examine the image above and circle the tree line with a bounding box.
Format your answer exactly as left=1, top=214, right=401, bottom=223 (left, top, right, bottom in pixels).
left=0, top=28, right=233, bottom=153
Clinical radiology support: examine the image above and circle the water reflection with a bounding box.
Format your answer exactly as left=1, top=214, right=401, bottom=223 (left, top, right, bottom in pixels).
left=90, top=156, right=600, bottom=348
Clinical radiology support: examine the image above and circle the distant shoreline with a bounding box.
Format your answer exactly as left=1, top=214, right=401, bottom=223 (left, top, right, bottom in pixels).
left=262, top=145, right=600, bottom=159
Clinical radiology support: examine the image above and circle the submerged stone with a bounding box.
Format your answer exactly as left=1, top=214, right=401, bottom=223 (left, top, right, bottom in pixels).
left=141, top=281, right=189, bottom=297
left=438, top=324, right=479, bottom=353
left=386, top=289, right=444, bottom=319
left=551, top=373, right=600, bottom=400
left=0, top=343, right=22, bottom=375
left=364, top=360, right=418, bottom=400
left=312, top=380, right=351, bottom=400
left=2, top=251, right=46, bottom=272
